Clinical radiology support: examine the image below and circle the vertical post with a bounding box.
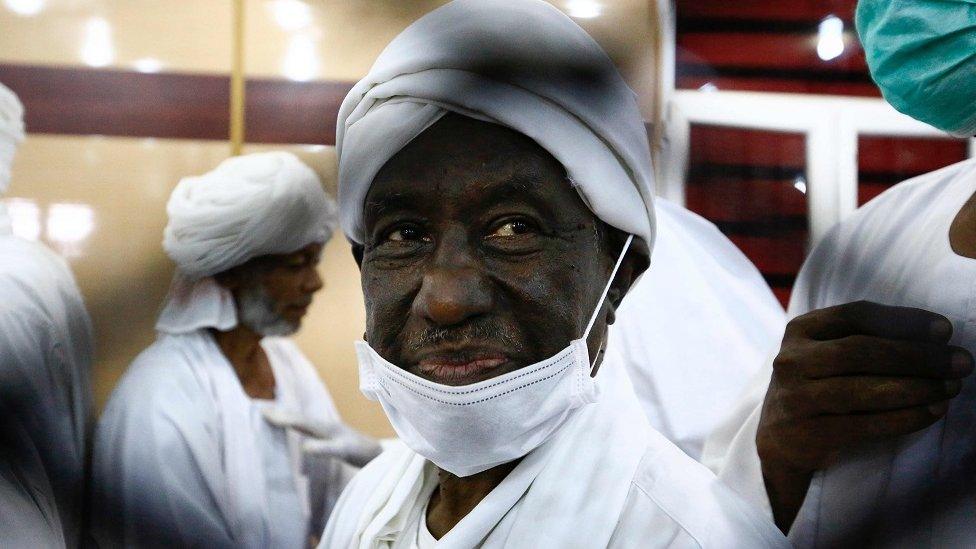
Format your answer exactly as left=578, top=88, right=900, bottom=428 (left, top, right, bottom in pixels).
left=230, top=0, right=246, bottom=156
left=649, top=0, right=676, bottom=187
left=834, top=111, right=860, bottom=223
left=661, top=98, right=689, bottom=207
left=806, top=118, right=841, bottom=248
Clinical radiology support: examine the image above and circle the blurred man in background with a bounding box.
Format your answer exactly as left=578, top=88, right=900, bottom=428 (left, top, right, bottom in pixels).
left=91, top=151, right=381, bottom=548
left=0, top=82, right=95, bottom=548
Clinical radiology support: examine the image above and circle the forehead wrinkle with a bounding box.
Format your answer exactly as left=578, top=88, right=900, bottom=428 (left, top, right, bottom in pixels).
left=364, top=188, right=425, bottom=220
left=466, top=168, right=576, bottom=224
left=470, top=167, right=549, bottom=204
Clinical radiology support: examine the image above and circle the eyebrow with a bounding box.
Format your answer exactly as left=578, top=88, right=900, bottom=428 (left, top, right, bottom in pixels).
left=477, top=172, right=558, bottom=215
left=365, top=190, right=420, bottom=219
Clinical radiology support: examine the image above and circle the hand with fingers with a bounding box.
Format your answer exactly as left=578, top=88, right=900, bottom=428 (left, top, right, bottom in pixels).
left=262, top=408, right=384, bottom=469
left=756, top=301, right=975, bottom=532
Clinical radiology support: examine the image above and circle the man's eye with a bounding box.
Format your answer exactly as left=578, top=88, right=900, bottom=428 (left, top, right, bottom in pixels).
left=489, top=220, right=533, bottom=238
left=282, top=255, right=306, bottom=268
left=386, top=226, right=428, bottom=242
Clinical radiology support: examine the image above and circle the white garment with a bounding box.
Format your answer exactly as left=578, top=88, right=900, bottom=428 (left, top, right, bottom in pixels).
left=253, top=399, right=307, bottom=549
left=157, top=151, right=337, bottom=334
left=91, top=331, right=356, bottom=548
left=703, top=158, right=976, bottom=547
left=0, top=212, right=94, bottom=549
left=0, top=404, right=65, bottom=549
left=319, top=353, right=788, bottom=549
left=336, top=0, right=656, bottom=249
left=408, top=497, right=437, bottom=549
left=614, top=200, right=785, bottom=459
left=0, top=81, right=25, bottom=194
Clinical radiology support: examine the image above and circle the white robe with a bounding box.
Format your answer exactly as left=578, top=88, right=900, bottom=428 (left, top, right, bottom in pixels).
left=319, top=351, right=788, bottom=549
left=0, top=205, right=94, bottom=549
left=614, top=200, right=785, bottom=459
left=703, top=158, right=976, bottom=547
left=91, top=330, right=356, bottom=548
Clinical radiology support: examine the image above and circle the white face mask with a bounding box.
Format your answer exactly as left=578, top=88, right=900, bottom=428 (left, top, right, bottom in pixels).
left=356, top=235, right=633, bottom=477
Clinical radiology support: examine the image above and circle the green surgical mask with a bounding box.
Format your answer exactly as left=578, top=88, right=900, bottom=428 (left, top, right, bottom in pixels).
left=856, top=0, right=976, bottom=137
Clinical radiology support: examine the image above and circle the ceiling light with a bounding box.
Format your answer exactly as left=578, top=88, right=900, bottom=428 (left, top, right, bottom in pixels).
left=47, top=203, right=95, bottom=258
left=4, top=0, right=45, bottom=16
left=817, top=15, right=845, bottom=61
left=133, top=57, right=163, bottom=73
left=81, top=17, right=114, bottom=68
left=566, top=0, right=601, bottom=19
left=271, top=0, right=312, bottom=31
left=283, top=35, right=318, bottom=82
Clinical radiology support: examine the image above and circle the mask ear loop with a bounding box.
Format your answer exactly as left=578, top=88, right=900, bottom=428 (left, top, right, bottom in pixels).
left=582, top=234, right=634, bottom=371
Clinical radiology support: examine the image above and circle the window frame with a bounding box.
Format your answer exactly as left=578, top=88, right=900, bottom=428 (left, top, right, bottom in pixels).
left=663, top=89, right=976, bottom=245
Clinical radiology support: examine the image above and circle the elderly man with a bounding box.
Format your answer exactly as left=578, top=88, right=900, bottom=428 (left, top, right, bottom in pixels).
left=318, top=1, right=788, bottom=547
left=703, top=1, right=976, bottom=546
left=91, top=152, right=381, bottom=548
left=0, top=82, right=94, bottom=548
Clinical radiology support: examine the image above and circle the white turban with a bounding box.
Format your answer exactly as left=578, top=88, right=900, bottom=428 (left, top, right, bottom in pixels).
left=0, top=82, right=25, bottom=196
left=336, top=0, right=656, bottom=251
left=156, top=151, right=337, bottom=334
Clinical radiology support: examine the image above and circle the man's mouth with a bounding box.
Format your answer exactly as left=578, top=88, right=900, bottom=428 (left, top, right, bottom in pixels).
left=286, top=299, right=313, bottom=313
left=416, top=350, right=510, bottom=385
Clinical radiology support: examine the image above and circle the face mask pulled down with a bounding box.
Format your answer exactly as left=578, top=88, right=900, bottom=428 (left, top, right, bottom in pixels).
left=356, top=235, right=633, bottom=477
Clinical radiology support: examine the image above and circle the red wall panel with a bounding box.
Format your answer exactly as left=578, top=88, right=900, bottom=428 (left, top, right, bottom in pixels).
left=677, top=0, right=856, bottom=23
left=684, top=126, right=809, bottom=306
left=678, top=32, right=866, bottom=73
left=857, top=137, right=969, bottom=206
left=675, top=0, right=879, bottom=97
left=0, top=63, right=353, bottom=144
left=690, top=126, right=805, bottom=167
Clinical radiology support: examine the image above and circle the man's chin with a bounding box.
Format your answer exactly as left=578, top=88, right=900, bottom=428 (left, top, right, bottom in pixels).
left=250, top=318, right=300, bottom=338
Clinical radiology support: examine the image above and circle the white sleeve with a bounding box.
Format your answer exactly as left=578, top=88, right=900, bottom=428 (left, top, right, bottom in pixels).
left=0, top=313, right=68, bottom=548
left=91, top=368, right=237, bottom=548
left=0, top=307, right=88, bottom=545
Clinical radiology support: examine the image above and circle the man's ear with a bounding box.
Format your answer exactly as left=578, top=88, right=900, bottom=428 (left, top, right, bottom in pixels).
left=351, top=244, right=365, bottom=268
left=606, top=236, right=650, bottom=325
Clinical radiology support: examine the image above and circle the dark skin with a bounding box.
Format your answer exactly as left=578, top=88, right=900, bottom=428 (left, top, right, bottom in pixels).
left=212, top=242, right=324, bottom=399
left=757, top=191, right=976, bottom=532
left=353, top=114, right=649, bottom=539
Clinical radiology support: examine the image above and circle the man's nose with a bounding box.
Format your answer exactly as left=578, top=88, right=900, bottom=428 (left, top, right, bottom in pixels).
left=413, top=238, right=493, bottom=327
left=303, top=267, right=324, bottom=293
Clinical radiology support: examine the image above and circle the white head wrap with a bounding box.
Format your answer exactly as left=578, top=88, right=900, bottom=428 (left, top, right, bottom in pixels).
left=336, top=0, right=655, bottom=251
left=0, top=82, right=26, bottom=197
left=156, top=151, right=336, bottom=334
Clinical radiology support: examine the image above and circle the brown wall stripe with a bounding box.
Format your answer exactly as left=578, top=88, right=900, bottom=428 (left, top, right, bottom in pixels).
left=0, top=63, right=354, bottom=145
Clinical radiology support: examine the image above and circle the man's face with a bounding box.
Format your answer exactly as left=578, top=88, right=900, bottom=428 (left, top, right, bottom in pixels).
left=357, top=114, right=642, bottom=386
left=220, top=242, right=324, bottom=335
